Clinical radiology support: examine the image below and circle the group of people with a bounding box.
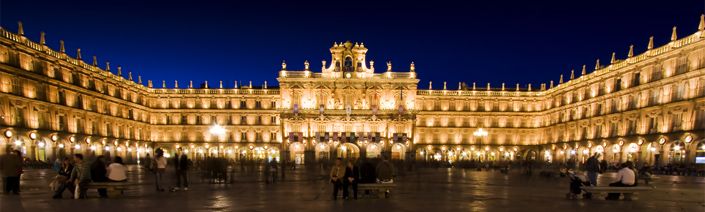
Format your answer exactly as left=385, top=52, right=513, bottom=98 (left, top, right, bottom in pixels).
left=150, top=148, right=190, bottom=192
left=572, top=153, right=638, bottom=200
left=51, top=154, right=128, bottom=199
left=0, top=149, right=23, bottom=195
left=329, top=156, right=395, bottom=200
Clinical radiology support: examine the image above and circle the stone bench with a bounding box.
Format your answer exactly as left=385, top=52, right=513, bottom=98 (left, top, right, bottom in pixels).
left=85, top=182, right=135, bottom=197
left=359, top=183, right=396, bottom=199
left=583, top=186, right=655, bottom=201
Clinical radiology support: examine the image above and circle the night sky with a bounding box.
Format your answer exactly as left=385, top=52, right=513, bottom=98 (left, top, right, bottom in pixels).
left=1, top=0, right=703, bottom=89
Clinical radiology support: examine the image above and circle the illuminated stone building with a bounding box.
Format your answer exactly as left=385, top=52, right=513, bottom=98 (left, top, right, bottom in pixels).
left=1, top=17, right=704, bottom=166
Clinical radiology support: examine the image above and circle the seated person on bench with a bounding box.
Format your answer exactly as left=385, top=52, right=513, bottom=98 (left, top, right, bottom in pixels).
left=375, top=156, right=395, bottom=183
left=106, top=156, right=127, bottom=182
left=606, top=161, right=636, bottom=200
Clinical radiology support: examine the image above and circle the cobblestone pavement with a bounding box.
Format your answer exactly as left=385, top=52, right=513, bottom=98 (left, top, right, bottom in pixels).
left=1, top=166, right=704, bottom=212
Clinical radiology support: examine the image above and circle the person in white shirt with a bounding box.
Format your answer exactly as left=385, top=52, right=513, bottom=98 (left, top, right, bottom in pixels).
left=106, top=156, right=127, bottom=182
left=606, top=161, right=636, bottom=200
left=152, top=148, right=168, bottom=192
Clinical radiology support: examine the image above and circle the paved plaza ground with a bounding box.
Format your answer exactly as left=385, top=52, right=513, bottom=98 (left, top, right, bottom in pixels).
left=1, top=165, right=704, bottom=212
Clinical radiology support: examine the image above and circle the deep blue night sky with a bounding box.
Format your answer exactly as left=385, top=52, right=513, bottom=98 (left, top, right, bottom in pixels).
left=1, top=0, right=703, bottom=88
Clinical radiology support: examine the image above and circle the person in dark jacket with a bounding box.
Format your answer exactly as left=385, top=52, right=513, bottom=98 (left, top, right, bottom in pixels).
left=343, top=160, right=360, bottom=200
left=172, top=148, right=190, bottom=191
left=359, top=159, right=376, bottom=183
left=91, top=155, right=108, bottom=198
left=585, top=153, right=601, bottom=186
left=0, top=149, right=22, bottom=194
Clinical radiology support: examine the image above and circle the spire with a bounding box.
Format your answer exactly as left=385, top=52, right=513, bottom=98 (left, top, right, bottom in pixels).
left=570, top=69, right=575, bottom=80
left=594, top=59, right=600, bottom=70
left=501, top=83, right=505, bottom=91
left=486, top=82, right=490, bottom=91
left=174, top=80, right=178, bottom=88
left=281, top=60, right=287, bottom=70
left=410, top=62, right=415, bottom=72
left=189, top=80, right=193, bottom=88
left=17, top=21, right=24, bottom=36
left=516, top=83, right=520, bottom=91
left=264, top=81, right=268, bottom=89
left=528, top=83, right=532, bottom=91
left=559, top=74, right=564, bottom=84
left=204, top=81, right=208, bottom=89
left=304, top=60, right=310, bottom=70
left=443, top=81, right=447, bottom=90
left=429, top=81, right=432, bottom=90
left=162, top=80, right=166, bottom=88
left=138, top=75, right=142, bottom=84
left=249, top=80, right=252, bottom=88
left=76, top=48, right=82, bottom=60
left=234, top=81, right=238, bottom=89
left=581, top=65, right=587, bottom=76
left=40, top=32, right=46, bottom=45
left=699, top=14, right=705, bottom=31
left=647, top=36, right=654, bottom=50
left=628, top=45, right=634, bottom=57
left=458, top=82, right=461, bottom=90
left=472, top=82, right=476, bottom=90
left=550, top=80, right=554, bottom=89
left=105, top=62, right=110, bottom=72
left=117, top=66, right=122, bottom=76
left=671, top=26, right=677, bottom=41
left=59, top=40, right=66, bottom=53
left=610, top=52, right=616, bottom=64
left=128, top=72, right=133, bottom=81
left=92, top=56, right=97, bottom=66
left=148, top=80, right=153, bottom=88
left=219, top=80, right=223, bottom=88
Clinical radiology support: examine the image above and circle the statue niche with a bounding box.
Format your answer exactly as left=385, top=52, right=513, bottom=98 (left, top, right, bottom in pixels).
left=343, top=56, right=353, bottom=72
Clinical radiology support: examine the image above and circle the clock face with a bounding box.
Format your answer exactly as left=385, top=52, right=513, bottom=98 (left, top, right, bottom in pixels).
left=684, top=135, right=693, bottom=143
left=658, top=137, right=666, bottom=145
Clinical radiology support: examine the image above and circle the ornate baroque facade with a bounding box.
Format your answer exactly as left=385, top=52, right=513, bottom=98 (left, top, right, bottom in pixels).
left=1, top=18, right=705, bottom=166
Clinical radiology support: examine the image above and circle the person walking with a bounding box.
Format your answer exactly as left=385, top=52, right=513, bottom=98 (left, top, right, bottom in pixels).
left=153, top=149, right=167, bottom=192
left=69, top=154, right=91, bottom=199
left=329, top=158, right=345, bottom=200
left=343, top=160, right=360, bottom=200
left=0, top=149, right=22, bottom=194
left=172, top=148, right=189, bottom=191
left=585, top=153, right=601, bottom=186
left=91, top=155, right=108, bottom=198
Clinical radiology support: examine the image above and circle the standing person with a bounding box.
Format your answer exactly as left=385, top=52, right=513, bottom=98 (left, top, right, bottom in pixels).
left=585, top=153, right=601, bottom=186
left=153, top=149, right=167, bottom=192
left=106, top=156, right=127, bottom=182
left=172, top=148, right=189, bottom=191
left=343, top=160, right=360, bottom=200
left=605, top=161, right=637, bottom=200
left=376, top=156, right=395, bottom=183
left=52, top=157, right=75, bottom=199
left=329, top=158, right=345, bottom=200
left=91, top=155, right=108, bottom=198
left=0, top=149, right=22, bottom=194
left=69, top=154, right=91, bottom=199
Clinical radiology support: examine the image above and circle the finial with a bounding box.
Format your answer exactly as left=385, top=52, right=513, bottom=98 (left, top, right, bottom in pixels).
left=138, top=75, right=142, bottom=84
left=17, top=21, right=24, bottom=36
left=501, top=82, right=505, bottom=91
left=117, top=66, right=122, bottom=76
left=429, top=81, right=432, bottom=89
left=189, top=80, right=193, bottom=88
left=40, top=32, right=46, bottom=45
left=204, top=81, right=208, bottom=88
left=550, top=80, right=554, bottom=88
left=515, top=83, right=520, bottom=91
left=581, top=65, right=587, bottom=76
left=128, top=72, right=133, bottom=81
left=281, top=60, right=287, bottom=70
left=148, top=80, right=153, bottom=88
left=647, top=36, right=654, bottom=50
left=162, top=80, right=166, bottom=88
left=458, top=82, right=462, bottom=90
left=443, top=81, right=447, bottom=90
left=219, top=80, right=223, bottom=88
left=628, top=45, right=634, bottom=57
left=59, top=40, right=66, bottom=53
left=699, top=14, right=705, bottom=31
left=410, top=62, right=415, bottom=72
left=671, top=26, right=677, bottom=41
left=92, top=56, right=98, bottom=66
left=528, top=83, right=532, bottom=91
left=610, top=52, right=616, bottom=64
left=541, top=83, right=546, bottom=91
left=570, top=69, right=575, bottom=80
left=264, top=81, right=268, bottom=89
left=234, top=81, right=238, bottom=89
left=559, top=74, right=564, bottom=84
left=486, top=82, right=490, bottom=91
left=76, top=48, right=82, bottom=60
left=594, top=59, right=600, bottom=70
left=105, top=62, right=111, bottom=72
left=386, top=61, right=392, bottom=71
left=174, top=80, right=179, bottom=88
left=249, top=80, right=252, bottom=88
left=304, top=60, right=310, bottom=70
left=472, top=82, right=476, bottom=90
left=369, top=60, right=374, bottom=67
